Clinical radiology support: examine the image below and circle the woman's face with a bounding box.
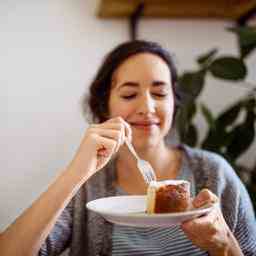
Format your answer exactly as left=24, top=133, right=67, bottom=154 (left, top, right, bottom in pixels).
left=108, top=53, right=175, bottom=149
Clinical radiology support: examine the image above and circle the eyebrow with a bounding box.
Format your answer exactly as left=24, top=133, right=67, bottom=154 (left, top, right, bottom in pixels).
left=117, top=80, right=169, bottom=90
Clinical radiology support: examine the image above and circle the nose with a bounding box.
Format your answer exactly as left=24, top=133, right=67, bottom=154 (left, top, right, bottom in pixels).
left=137, top=92, right=156, bottom=115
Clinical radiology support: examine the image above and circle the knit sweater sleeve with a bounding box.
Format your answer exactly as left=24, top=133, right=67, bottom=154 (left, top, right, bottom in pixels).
left=201, top=150, right=256, bottom=256
left=233, top=179, right=256, bottom=256
left=213, top=155, right=256, bottom=256
left=38, top=200, right=73, bottom=256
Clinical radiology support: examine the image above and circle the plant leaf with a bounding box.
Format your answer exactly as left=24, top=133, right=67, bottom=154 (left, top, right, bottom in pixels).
left=201, top=104, right=215, bottom=129
left=186, top=101, right=197, bottom=122
left=216, top=102, right=242, bottom=127
left=241, top=44, right=256, bottom=59
left=209, top=57, right=247, bottom=80
left=178, top=71, right=205, bottom=102
left=228, top=26, right=256, bottom=47
left=227, top=26, right=256, bottom=59
left=201, top=127, right=231, bottom=152
left=201, top=129, right=221, bottom=152
left=243, top=97, right=256, bottom=111
left=184, top=124, right=198, bottom=147
left=197, top=48, right=218, bottom=66
left=176, top=107, right=189, bottom=142
left=176, top=102, right=197, bottom=142
left=226, top=110, right=255, bottom=159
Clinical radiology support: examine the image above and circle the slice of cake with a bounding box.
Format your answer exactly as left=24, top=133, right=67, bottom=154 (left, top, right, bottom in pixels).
left=146, top=180, right=191, bottom=214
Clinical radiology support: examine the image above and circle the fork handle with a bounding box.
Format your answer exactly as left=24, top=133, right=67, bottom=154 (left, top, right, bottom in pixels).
left=125, top=139, right=140, bottom=161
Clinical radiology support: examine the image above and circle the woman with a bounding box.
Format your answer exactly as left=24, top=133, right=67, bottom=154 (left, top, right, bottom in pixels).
left=0, top=40, right=255, bottom=256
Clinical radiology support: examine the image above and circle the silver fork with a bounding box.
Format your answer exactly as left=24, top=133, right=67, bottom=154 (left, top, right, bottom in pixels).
left=125, top=139, right=157, bottom=184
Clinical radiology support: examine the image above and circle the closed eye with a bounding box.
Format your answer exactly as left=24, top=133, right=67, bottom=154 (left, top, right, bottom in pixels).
left=153, top=93, right=167, bottom=98
left=121, top=94, right=136, bottom=100
left=121, top=93, right=167, bottom=100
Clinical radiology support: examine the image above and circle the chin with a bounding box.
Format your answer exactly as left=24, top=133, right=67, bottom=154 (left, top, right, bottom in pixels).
left=133, top=136, right=160, bottom=150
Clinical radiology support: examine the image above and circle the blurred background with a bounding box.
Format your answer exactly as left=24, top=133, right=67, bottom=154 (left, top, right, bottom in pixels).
left=1, top=0, right=256, bottom=231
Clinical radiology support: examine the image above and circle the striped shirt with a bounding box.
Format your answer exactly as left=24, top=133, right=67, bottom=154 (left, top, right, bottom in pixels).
left=112, top=226, right=207, bottom=256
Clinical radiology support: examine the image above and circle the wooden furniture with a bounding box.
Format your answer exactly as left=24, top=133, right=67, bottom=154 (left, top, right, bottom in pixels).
left=98, top=0, right=256, bottom=20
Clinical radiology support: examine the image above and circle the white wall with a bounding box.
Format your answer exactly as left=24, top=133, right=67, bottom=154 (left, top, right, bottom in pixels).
left=1, top=0, right=255, bottom=230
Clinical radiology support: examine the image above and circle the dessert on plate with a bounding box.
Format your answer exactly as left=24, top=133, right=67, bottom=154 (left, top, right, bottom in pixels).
left=146, top=180, right=191, bottom=214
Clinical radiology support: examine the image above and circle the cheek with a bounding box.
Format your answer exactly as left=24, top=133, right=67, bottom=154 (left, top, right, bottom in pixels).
left=161, top=101, right=174, bottom=128
left=108, top=93, right=133, bottom=119
left=109, top=104, right=134, bottom=119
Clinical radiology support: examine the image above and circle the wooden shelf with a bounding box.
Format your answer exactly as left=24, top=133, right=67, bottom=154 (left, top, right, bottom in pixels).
left=98, top=0, right=256, bottom=20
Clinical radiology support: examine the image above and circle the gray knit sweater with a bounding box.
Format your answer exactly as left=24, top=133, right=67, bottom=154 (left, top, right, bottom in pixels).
left=40, top=145, right=256, bottom=256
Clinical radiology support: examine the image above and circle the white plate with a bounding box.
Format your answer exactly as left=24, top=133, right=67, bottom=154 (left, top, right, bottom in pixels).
left=86, top=195, right=216, bottom=227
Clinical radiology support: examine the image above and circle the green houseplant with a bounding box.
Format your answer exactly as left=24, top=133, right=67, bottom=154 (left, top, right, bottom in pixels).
left=177, top=26, right=256, bottom=209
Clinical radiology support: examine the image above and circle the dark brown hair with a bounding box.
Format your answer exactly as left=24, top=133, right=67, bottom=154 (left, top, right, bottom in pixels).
left=83, top=40, right=181, bottom=123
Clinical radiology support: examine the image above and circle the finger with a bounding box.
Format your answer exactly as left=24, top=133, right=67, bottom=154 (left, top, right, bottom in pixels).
left=193, top=189, right=219, bottom=208
left=90, top=122, right=123, bottom=131
left=107, top=117, right=132, bottom=141
left=91, top=128, right=123, bottom=154
left=106, top=117, right=126, bottom=150
left=195, top=207, right=217, bottom=224
left=113, top=117, right=131, bottom=137
left=95, top=135, right=119, bottom=171
left=91, top=123, right=126, bottom=146
left=181, top=208, right=217, bottom=232
left=191, top=205, right=220, bottom=225
left=89, top=128, right=122, bottom=142
left=122, top=119, right=132, bottom=142
left=95, top=135, right=117, bottom=157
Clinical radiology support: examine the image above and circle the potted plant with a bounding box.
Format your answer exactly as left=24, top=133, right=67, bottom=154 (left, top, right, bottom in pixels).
left=177, top=26, right=256, bottom=209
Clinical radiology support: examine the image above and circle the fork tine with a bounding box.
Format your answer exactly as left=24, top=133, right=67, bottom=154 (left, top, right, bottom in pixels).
left=143, top=166, right=153, bottom=183
left=141, top=162, right=156, bottom=183
left=139, top=167, right=150, bottom=184
left=145, top=163, right=156, bottom=182
left=140, top=165, right=151, bottom=184
left=144, top=169, right=153, bottom=183
left=149, top=169, right=157, bottom=181
left=147, top=172, right=153, bottom=182
left=146, top=174, right=152, bottom=184
left=145, top=171, right=152, bottom=183
left=147, top=171, right=155, bottom=183
left=147, top=173, right=153, bottom=183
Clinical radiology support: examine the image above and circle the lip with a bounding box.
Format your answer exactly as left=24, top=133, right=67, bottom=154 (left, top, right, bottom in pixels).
left=129, top=121, right=160, bottom=130
left=131, top=122, right=159, bottom=126
left=129, top=120, right=160, bottom=125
